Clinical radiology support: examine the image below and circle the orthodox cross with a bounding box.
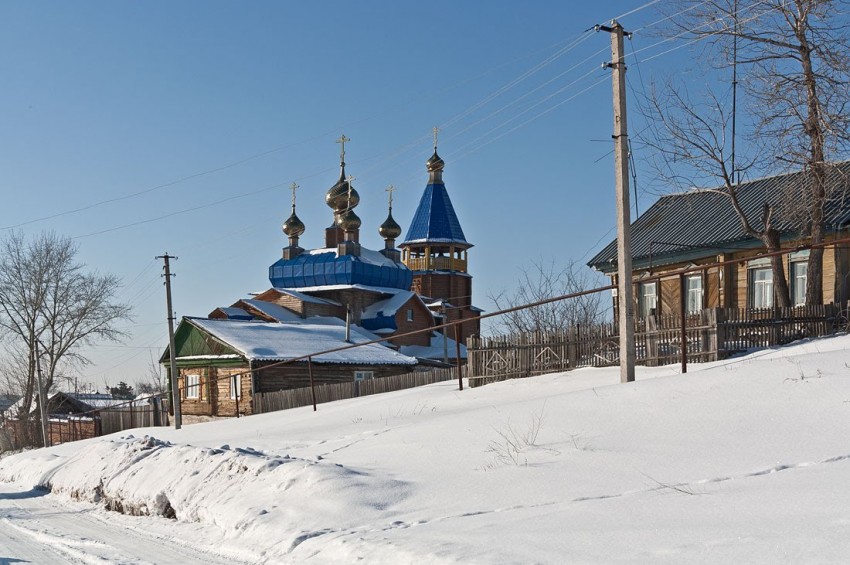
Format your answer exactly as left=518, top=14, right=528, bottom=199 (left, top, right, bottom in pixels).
left=336, top=134, right=350, bottom=164
left=289, top=182, right=299, bottom=209
left=386, top=184, right=395, bottom=209
left=345, top=175, right=356, bottom=208
left=432, top=126, right=440, bottom=150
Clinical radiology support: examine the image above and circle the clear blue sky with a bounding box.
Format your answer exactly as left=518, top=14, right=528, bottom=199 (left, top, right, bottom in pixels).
left=0, top=1, right=713, bottom=388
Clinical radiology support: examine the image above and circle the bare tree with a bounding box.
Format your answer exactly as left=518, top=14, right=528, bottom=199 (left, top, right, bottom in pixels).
left=488, top=259, right=605, bottom=335
left=642, top=81, right=793, bottom=306
left=134, top=353, right=167, bottom=397
left=644, top=0, right=850, bottom=305
left=0, top=232, right=132, bottom=418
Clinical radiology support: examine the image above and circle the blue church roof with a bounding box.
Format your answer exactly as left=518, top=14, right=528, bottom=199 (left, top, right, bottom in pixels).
left=402, top=182, right=469, bottom=246
left=269, top=248, right=413, bottom=290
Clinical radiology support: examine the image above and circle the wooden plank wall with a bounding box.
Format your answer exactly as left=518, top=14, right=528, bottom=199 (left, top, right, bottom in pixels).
left=254, top=366, right=459, bottom=414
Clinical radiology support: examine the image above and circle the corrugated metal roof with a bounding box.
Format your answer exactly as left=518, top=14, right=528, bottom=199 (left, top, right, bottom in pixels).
left=588, top=162, right=850, bottom=272
left=401, top=182, right=468, bottom=246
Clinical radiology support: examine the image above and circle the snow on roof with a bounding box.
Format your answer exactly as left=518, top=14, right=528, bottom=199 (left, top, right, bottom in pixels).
left=271, top=288, right=341, bottom=306
left=239, top=299, right=303, bottom=322
left=187, top=318, right=416, bottom=365
left=282, top=283, right=409, bottom=295
left=400, top=332, right=468, bottom=360
left=361, top=290, right=416, bottom=320
left=216, top=307, right=253, bottom=320
left=305, top=247, right=400, bottom=269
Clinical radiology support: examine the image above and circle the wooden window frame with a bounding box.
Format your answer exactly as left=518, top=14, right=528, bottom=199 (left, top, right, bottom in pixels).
left=638, top=281, right=658, bottom=318
left=685, top=274, right=704, bottom=314
left=749, top=266, right=774, bottom=309
left=186, top=374, right=201, bottom=399
left=790, top=261, right=808, bottom=307
left=354, top=370, right=374, bottom=381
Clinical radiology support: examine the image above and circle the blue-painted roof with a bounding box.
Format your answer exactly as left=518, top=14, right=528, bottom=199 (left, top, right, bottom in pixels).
left=402, top=182, right=468, bottom=245
left=269, top=248, right=413, bottom=290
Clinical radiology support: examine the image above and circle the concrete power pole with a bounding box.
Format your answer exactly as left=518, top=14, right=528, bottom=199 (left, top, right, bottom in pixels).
left=157, top=253, right=182, bottom=429
left=597, top=20, right=635, bottom=383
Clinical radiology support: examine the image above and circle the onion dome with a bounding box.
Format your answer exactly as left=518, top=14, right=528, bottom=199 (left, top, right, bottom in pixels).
left=282, top=208, right=305, bottom=238
left=379, top=210, right=402, bottom=240
left=326, top=172, right=360, bottom=212
left=426, top=150, right=445, bottom=172
left=336, top=208, right=361, bottom=232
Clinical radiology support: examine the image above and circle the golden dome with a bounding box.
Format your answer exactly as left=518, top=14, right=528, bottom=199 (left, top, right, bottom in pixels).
left=326, top=172, right=360, bottom=212
left=379, top=210, right=402, bottom=240
left=282, top=209, right=305, bottom=238
left=426, top=150, right=445, bottom=172
left=336, top=208, right=361, bottom=232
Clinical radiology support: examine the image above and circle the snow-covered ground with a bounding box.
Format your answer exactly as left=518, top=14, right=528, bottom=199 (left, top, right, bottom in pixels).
left=2, top=334, right=849, bottom=563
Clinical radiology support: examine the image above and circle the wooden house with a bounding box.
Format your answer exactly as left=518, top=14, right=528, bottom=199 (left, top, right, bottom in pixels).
left=162, top=317, right=419, bottom=420
left=588, top=163, right=850, bottom=317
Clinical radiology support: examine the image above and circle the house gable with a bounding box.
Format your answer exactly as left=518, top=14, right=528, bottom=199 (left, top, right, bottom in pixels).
left=164, top=319, right=245, bottom=368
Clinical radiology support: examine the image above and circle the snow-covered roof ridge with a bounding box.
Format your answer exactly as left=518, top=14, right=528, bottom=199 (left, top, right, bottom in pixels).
left=238, top=298, right=303, bottom=321
left=186, top=317, right=416, bottom=365
left=361, top=290, right=416, bottom=320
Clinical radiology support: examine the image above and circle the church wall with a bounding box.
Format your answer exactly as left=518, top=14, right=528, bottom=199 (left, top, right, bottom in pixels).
left=388, top=298, right=433, bottom=346
left=413, top=272, right=479, bottom=343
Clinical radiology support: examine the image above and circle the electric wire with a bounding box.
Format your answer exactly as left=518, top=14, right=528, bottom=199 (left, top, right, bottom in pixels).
left=70, top=4, right=786, bottom=382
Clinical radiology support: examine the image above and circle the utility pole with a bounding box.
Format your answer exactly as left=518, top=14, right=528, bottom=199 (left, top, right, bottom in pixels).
left=157, top=253, right=182, bottom=429
left=34, top=343, right=50, bottom=447
left=597, top=20, right=635, bottom=383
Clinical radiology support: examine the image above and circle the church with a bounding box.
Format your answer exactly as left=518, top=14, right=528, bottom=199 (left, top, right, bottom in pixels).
left=163, top=134, right=481, bottom=419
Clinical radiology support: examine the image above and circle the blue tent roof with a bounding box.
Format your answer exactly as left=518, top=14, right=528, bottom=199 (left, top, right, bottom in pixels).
left=401, top=182, right=468, bottom=246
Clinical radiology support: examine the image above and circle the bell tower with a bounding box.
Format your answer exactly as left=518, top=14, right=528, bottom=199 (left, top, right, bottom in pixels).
left=400, top=131, right=480, bottom=343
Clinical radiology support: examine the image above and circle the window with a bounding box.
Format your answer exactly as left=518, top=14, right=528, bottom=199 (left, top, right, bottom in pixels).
left=230, top=375, right=241, bottom=400
left=406, top=309, right=413, bottom=322
left=354, top=371, right=374, bottom=381
left=638, top=281, right=657, bottom=318
left=186, top=374, right=200, bottom=399
left=791, top=261, right=808, bottom=306
left=750, top=267, right=774, bottom=308
left=686, top=275, right=703, bottom=314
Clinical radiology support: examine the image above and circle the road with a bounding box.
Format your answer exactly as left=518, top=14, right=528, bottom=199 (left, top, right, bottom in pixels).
left=0, top=482, right=248, bottom=564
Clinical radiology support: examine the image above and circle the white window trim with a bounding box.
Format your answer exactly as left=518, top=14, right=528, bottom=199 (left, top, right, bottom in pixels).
left=406, top=309, right=414, bottom=322
left=230, top=374, right=241, bottom=400
left=750, top=267, right=774, bottom=309
left=790, top=261, right=808, bottom=307
left=686, top=274, right=703, bottom=314
left=354, top=371, right=374, bottom=381
left=639, top=281, right=658, bottom=318
left=186, top=374, right=200, bottom=399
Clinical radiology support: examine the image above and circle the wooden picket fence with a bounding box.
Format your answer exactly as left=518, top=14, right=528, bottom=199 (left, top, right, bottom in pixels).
left=98, top=400, right=170, bottom=435
left=467, top=304, right=845, bottom=387
left=254, top=366, right=460, bottom=414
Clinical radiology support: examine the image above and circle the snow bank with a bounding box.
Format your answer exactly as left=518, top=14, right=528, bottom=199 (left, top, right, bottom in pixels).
left=2, top=335, right=850, bottom=563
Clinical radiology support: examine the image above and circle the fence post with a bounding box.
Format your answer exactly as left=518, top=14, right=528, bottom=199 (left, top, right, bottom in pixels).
left=307, top=356, right=317, bottom=412
left=568, top=325, right=578, bottom=369
left=454, top=324, right=464, bottom=391
left=646, top=315, right=658, bottom=367
left=679, top=273, right=688, bottom=374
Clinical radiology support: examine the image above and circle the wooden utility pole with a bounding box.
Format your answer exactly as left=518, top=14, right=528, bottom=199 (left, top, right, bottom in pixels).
left=157, top=253, right=182, bottom=429
left=598, top=20, right=635, bottom=383
left=34, top=343, right=50, bottom=447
